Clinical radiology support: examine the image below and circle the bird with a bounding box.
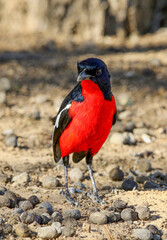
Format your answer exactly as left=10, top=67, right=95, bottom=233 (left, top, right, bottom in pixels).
left=52, top=58, right=117, bottom=206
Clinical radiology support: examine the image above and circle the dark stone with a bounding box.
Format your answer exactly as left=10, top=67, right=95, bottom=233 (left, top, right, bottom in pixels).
left=122, top=179, right=138, bottom=191
left=39, top=201, right=53, bottom=215
left=109, top=166, right=124, bottom=181
left=144, top=180, right=160, bottom=189
left=28, top=195, right=40, bottom=207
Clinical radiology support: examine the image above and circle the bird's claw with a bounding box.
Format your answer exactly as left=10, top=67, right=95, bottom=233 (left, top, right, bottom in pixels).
left=86, top=191, right=106, bottom=204
left=60, top=190, right=80, bottom=207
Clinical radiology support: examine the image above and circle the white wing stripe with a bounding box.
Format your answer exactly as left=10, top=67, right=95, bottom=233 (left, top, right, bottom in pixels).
left=55, top=103, right=71, bottom=128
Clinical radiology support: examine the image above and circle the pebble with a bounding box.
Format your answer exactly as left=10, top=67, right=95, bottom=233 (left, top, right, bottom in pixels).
left=101, top=210, right=120, bottom=222
left=133, top=228, right=153, bottom=240
left=141, top=134, right=152, bottom=143
left=0, top=195, right=12, bottom=208
left=110, top=132, right=126, bottom=145
left=0, top=218, right=4, bottom=225
left=52, top=211, right=62, bottom=222
left=0, top=78, right=11, bottom=91
left=62, top=217, right=77, bottom=227
left=121, top=208, right=137, bottom=221
left=42, top=176, right=60, bottom=188
left=39, top=201, right=53, bottom=215
left=28, top=195, right=40, bottom=207
left=89, top=212, right=108, bottom=225
left=118, top=93, right=131, bottom=106
left=125, top=121, right=136, bottom=132
left=4, top=191, right=18, bottom=205
left=0, top=174, right=8, bottom=184
left=5, top=134, right=17, bottom=147
left=122, top=179, right=138, bottom=191
left=136, top=175, right=149, bottom=184
left=30, top=110, right=41, bottom=120
left=82, top=222, right=91, bottom=233
left=153, top=235, right=161, bottom=240
left=144, top=180, right=160, bottom=189
left=37, top=226, right=58, bottom=239
left=135, top=159, right=152, bottom=172
left=109, top=166, right=124, bottom=181
left=13, top=208, right=24, bottom=215
left=0, top=92, right=6, bottom=104
left=51, top=222, right=62, bottom=236
left=12, top=172, right=30, bottom=186
left=15, top=223, right=30, bottom=237
left=136, top=206, right=151, bottom=220
left=62, top=226, right=76, bottom=237
left=69, top=168, right=84, bottom=182
left=2, top=129, right=14, bottom=136
left=146, top=225, right=161, bottom=235
left=73, top=182, right=86, bottom=189
left=63, top=209, right=81, bottom=220
left=119, top=110, right=132, bottom=120
left=20, top=212, right=35, bottom=224
left=113, top=199, right=127, bottom=211
left=41, top=214, right=51, bottom=224
left=3, top=224, right=12, bottom=234
left=19, top=200, right=33, bottom=211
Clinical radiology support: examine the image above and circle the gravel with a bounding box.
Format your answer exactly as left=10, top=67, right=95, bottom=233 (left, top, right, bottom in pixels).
left=144, top=180, right=160, bottom=189
left=5, top=134, right=17, bottom=147
left=20, top=212, right=35, bottom=224
left=12, top=172, right=30, bottom=186
left=89, top=212, right=108, bottom=225
left=28, top=195, right=40, bottom=207
left=37, top=226, right=58, bottom=239
left=135, top=159, right=152, bottom=172
left=109, top=166, right=124, bottom=181
left=51, top=222, right=62, bottom=236
left=15, top=223, right=30, bottom=237
left=121, top=208, right=137, bottom=221
left=52, top=211, right=62, bottom=222
left=82, top=222, right=91, bottom=232
left=136, top=206, right=151, bottom=220
left=0, top=195, right=12, bottom=208
left=13, top=208, right=24, bottom=215
left=62, top=217, right=78, bottom=227
left=122, top=179, right=138, bottom=191
left=113, top=199, right=127, bottom=211
left=42, top=176, right=60, bottom=188
left=145, top=225, right=161, bottom=236
left=62, top=226, right=76, bottom=237
left=19, top=200, right=33, bottom=211
left=39, top=201, right=53, bottom=215
left=133, top=228, right=153, bottom=240
left=69, top=168, right=84, bottom=182
left=101, top=210, right=120, bottom=222
left=62, top=209, right=81, bottom=220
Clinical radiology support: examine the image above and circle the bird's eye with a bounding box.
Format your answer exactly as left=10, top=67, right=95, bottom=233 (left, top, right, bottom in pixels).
left=96, top=68, right=102, bottom=76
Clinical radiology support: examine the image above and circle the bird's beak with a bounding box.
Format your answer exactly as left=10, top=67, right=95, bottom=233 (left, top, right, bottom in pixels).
left=77, top=68, right=93, bottom=82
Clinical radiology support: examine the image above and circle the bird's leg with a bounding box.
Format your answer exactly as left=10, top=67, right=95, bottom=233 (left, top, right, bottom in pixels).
left=60, top=156, right=80, bottom=206
left=86, top=153, right=105, bottom=204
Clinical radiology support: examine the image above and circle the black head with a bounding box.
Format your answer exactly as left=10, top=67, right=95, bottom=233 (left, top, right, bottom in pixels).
left=77, top=58, right=112, bottom=100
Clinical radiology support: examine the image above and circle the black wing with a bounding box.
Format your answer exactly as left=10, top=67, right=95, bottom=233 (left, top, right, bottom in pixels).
left=52, top=82, right=84, bottom=162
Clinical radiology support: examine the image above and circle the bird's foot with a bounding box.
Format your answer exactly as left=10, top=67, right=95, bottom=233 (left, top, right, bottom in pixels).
left=60, top=190, right=80, bottom=207
left=86, top=191, right=105, bottom=204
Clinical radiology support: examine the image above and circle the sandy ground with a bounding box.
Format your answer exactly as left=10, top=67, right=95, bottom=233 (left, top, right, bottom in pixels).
left=0, top=34, right=167, bottom=239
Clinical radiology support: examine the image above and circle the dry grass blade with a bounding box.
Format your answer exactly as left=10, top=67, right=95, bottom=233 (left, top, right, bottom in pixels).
left=103, top=225, right=115, bottom=240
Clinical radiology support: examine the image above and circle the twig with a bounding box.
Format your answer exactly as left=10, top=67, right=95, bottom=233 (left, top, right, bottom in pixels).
left=103, top=225, right=115, bottom=240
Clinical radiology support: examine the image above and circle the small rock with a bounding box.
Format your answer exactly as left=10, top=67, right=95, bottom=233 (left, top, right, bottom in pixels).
left=19, top=201, right=33, bottom=211
left=0, top=195, right=12, bottom=208
left=37, top=226, right=58, bottom=239
left=0, top=218, right=4, bottom=225
left=0, top=91, right=6, bottom=104
left=62, top=217, right=77, bottom=227
left=135, top=159, right=152, bottom=172
left=141, top=134, right=152, bottom=143
left=31, top=110, right=41, bottom=120
left=122, top=179, right=138, bottom=191
left=3, top=224, right=12, bottom=234
left=62, top=226, right=76, bottom=237
left=113, top=199, right=127, bottom=211
left=101, top=210, right=120, bottom=222
left=20, top=212, right=35, bottom=224
left=136, top=175, right=148, bottom=184
left=0, top=174, right=8, bottom=184
left=153, top=235, right=161, bottom=240
left=73, top=182, right=86, bottom=189
left=42, top=176, right=60, bottom=188
left=69, top=168, right=84, bottom=182
left=52, top=211, right=62, bottom=222
left=125, top=121, right=136, bottom=132
left=144, top=180, right=160, bottom=189
left=62, top=209, right=81, bottom=220
left=2, top=129, right=14, bottom=136
left=28, top=195, right=40, bottom=207
left=41, top=214, right=51, bottom=225
left=124, top=132, right=136, bottom=145
left=51, top=222, right=61, bottom=236
left=89, top=212, right=107, bottom=225
left=4, top=191, right=18, bottom=205
left=82, top=222, right=91, bottom=233
left=13, top=208, right=24, bottom=215
left=119, top=110, right=132, bottom=120
left=146, top=225, right=161, bottom=236
left=121, top=208, right=137, bottom=221
left=110, top=132, right=126, bottom=145
left=5, top=134, right=17, bottom=147
left=0, top=78, right=11, bottom=92
left=15, top=223, right=30, bottom=237
left=133, top=228, right=153, bottom=240
left=12, top=172, right=30, bottom=186
left=39, top=201, right=53, bottom=215
left=118, top=93, right=131, bottom=106
left=109, top=166, right=124, bottom=181
left=136, top=206, right=151, bottom=220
